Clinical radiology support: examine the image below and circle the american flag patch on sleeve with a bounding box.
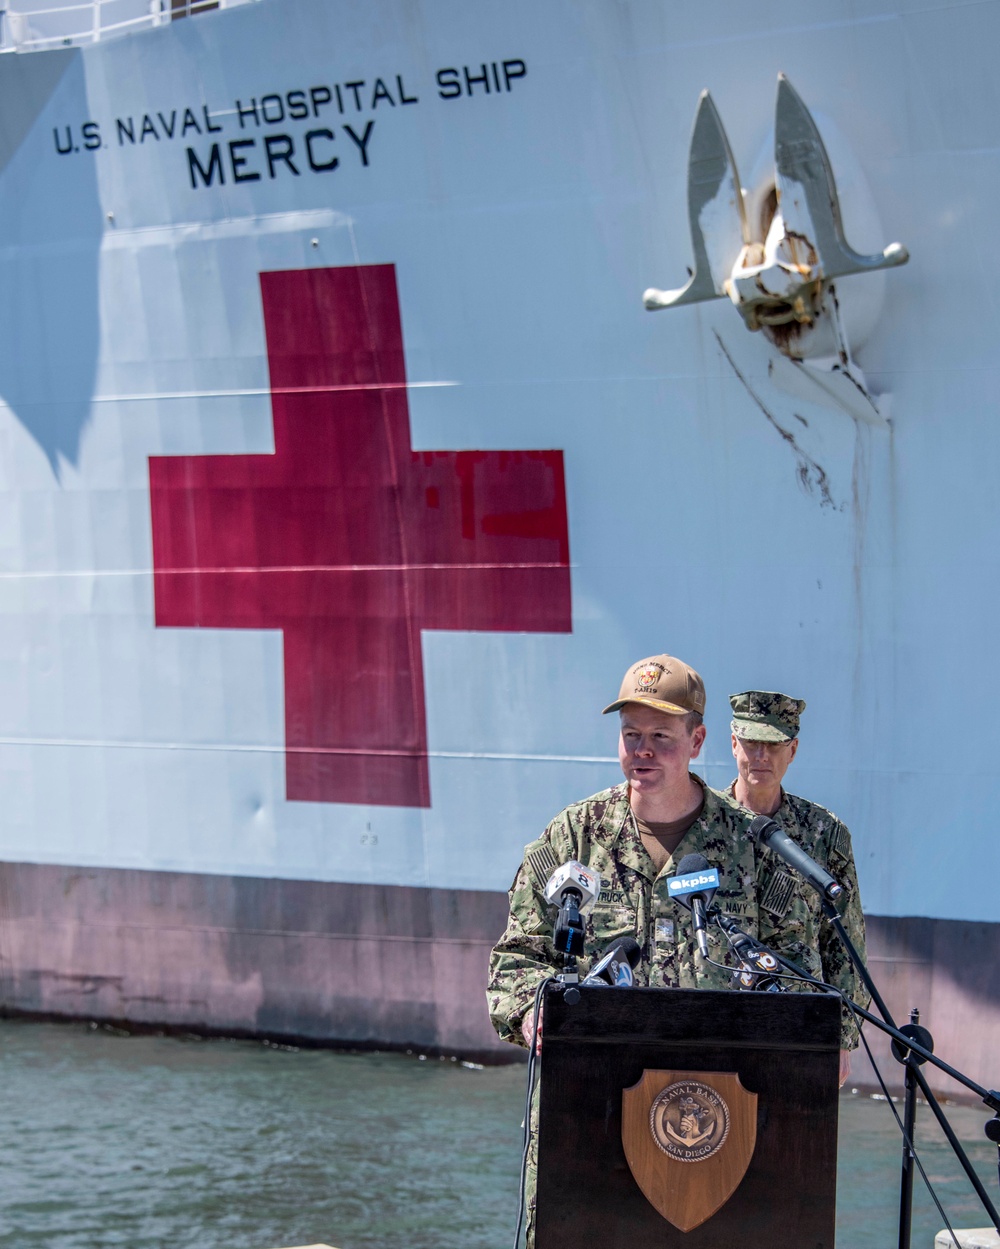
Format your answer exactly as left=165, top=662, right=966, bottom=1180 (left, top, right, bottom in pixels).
left=760, top=869, right=797, bottom=920
left=526, top=843, right=559, bottom=890
left=829, top=823, right=851, bottom=860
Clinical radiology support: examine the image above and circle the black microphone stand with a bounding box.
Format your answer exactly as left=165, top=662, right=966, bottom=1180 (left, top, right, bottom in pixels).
left=735, top=904, right=1000, bottom=1249
left=894, top=1005, right=933, bottom=1249
left=819, top=900, right=1000, bottom=1249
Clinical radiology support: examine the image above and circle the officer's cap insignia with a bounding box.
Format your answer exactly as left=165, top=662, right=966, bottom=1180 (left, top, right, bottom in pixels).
left=636, top=663, right=664, bottom=690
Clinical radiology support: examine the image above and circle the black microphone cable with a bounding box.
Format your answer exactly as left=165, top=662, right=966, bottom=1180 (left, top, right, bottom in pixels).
left=849, top=1009, right=969, bottom=1249
left=513, top=975, right=553, bottom=1249
left=510, top=939, right=640, bottom=1249
left=832, top=989, right=975, bottom=1249
left=692, top=910, right=814, bottom=988
left=696, top=941, right=808, bottom=988
left=511, top=955, right=975, bottom=1249
left=705, top=933, right=980, bottom=1247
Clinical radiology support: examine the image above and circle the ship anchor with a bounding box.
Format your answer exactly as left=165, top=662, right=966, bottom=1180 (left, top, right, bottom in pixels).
left=644, top=74, right=909, bottom=424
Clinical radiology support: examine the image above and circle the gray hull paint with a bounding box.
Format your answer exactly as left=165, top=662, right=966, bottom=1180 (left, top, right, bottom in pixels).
left=0, top=861, right=994, bottom=1096
left=853, top=916, right=1000, bottom=1102
left=0, top=861, right=509, bottom=1060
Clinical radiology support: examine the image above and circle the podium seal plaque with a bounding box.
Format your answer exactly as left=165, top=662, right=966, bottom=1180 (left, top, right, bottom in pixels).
left=650, top=1079, right=730, bottom=1161
left=622, top=1070, right=757, bottom=1231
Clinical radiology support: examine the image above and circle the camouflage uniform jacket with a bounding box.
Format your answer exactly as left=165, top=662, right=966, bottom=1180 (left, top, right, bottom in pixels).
left=723, top=781, right=869, bottom=1046
left=487, top=777, right=868, bottom=1050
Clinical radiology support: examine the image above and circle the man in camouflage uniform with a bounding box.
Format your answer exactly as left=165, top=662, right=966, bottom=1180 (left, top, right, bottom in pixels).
left=725, top=690, right=869, bottom=1084
left=487, top=657, right=868, bottom=1244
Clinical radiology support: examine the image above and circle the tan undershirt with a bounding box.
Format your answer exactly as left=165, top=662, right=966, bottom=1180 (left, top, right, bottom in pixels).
left=635, top=793, right=705, bottom=875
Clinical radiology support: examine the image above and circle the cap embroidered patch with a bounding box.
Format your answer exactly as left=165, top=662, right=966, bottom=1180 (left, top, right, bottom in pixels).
left=636, top=663, right=664, bottom=691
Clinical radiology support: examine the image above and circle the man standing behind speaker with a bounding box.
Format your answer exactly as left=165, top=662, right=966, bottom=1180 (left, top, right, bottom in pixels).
left=725, top=690, right=869, bottom=1085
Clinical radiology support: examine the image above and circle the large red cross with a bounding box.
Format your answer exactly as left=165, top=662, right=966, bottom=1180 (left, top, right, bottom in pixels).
left=148, top=264, right=572, bottom=808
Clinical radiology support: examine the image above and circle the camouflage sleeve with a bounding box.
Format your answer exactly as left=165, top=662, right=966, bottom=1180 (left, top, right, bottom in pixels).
left=486, top=817, right=574, bottom=1047
left=820, top=818, right=871, bottom=1049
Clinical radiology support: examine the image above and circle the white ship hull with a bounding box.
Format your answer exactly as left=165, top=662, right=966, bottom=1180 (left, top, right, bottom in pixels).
left=0, top=0, right=995, bottom=1092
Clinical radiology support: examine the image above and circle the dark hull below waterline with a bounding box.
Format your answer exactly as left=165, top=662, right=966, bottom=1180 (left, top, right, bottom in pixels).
left=0, top=861, right=994, bottom=1096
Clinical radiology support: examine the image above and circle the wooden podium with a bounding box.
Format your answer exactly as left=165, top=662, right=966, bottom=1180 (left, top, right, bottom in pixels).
left=536, top=985, right=841, bottom=1249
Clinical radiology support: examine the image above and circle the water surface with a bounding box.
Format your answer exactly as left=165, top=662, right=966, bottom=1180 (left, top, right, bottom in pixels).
left=0, top=1020, right=996, bottom=1249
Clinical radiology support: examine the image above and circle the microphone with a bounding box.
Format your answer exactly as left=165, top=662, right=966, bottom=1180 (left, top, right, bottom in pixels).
left=746, top=815, right=843, bottom=902
left=582, top=936, right=641, bottom=987
left=544, top=861, right=601, bottom=958
left=734, top=951, right=786, bottom=993
left=713, top=910, right=786, bottom=992
left=713, top=907, right=762, bottom=961
left=543, top=861, right=601, bottom=912
left=667, top=853, right=719, bottom=958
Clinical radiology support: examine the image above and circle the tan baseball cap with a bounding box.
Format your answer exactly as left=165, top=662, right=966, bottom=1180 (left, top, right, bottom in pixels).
left=603, top=654, right=706, bottom=717
left=730, top=690, right=806, bottom=742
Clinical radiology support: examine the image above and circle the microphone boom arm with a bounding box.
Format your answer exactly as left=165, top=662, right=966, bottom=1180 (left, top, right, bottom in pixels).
left=715, top=906, right=1000, bottom=1114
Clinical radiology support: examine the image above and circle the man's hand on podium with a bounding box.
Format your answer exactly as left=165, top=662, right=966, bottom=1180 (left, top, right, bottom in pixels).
left=522, top=1008, right=543, bottom=1053
left=839, top=1049, right=851, bottom=1088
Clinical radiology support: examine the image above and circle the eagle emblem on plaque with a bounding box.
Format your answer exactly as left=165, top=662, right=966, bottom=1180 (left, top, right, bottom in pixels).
left=622, top=1071, right=758, bottom=1231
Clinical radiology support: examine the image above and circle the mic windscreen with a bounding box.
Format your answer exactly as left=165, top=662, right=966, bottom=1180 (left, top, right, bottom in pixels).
left=675, top=851, right=710, bottom=875
left=542, top=860, right=601, bottom=914
left=611, top=935, right=642, bottom=969
left=746, top=815, right=779, bottom=844
left=581, top=934, right=643, bottom=987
